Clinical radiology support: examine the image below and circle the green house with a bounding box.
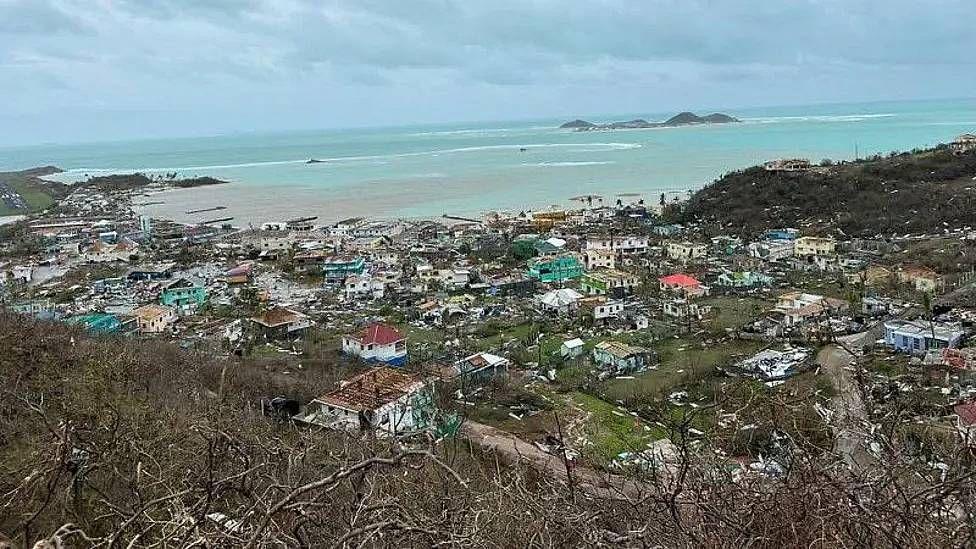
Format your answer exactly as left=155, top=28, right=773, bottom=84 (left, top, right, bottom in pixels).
left=527, top=254, right=584, bottom=283
left=160, top=277, right=207, bottom=309
left=67, top=312, right=123, bottom=334
left=323, top=256, right=366, bottom=282
left=715, top=271, right=772, bottom=288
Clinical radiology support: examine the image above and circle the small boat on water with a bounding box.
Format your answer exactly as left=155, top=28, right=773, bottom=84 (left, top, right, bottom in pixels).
left=306, top=158, right=326, bottom=164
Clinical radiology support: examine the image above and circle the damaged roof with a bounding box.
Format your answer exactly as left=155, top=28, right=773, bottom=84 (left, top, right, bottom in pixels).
left=315, top=367, right=425, bottom=412
left=250, top=307, right=307, bottom=328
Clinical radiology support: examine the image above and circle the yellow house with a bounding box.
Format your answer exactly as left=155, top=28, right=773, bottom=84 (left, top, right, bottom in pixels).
left=531, top=210, right=567, bottom=231
left=794, top=236, right=836, bottom=257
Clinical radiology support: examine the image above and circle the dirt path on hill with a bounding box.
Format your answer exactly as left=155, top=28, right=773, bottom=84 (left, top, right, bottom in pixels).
left=817, top=327, right=882, bottom=470
left=460, top=419, right=650, bottom=500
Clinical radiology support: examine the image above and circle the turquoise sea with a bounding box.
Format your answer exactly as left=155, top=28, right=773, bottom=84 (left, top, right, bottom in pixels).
left=1, top=98, right=974, bottom=224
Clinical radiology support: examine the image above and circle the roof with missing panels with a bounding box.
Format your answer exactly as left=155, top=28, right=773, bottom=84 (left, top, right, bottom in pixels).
left=315, top=367, right=425, bottom=412
left=250, top=307, right=307, bottom=328
left=955, top=402, right=976, bottom=426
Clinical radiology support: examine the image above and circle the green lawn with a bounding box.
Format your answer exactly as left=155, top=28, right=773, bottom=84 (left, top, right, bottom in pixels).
left=0, top=172, right=60, bottom=215
left=569, top=391, right=662, bottom=466
left=701, top=296, right=769, bottom=333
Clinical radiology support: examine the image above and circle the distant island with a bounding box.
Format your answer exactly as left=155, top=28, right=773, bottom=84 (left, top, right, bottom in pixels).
left=560, top=111, right=740, bottom=131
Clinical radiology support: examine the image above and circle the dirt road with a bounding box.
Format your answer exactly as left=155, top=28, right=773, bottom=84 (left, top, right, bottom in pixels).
left=460, top=419, right=650, bottom=500
left=817, top=328, right=881, bottom=470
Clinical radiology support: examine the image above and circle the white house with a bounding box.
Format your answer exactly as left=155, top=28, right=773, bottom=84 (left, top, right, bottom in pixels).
left=663, top=298, right=704, bottom=320
left=10, top=265, right=34, bottom=284
left=439, top=269, right=471, bottom=289
left=584, top=235, right=650, bottom=256
left=344, top=275, right=386, bottom=300
left=770, top=292, right=848, bottom=328
left=582, top=297, right=624, bottom=322
left=560, top=338, right=585, bottom=358
left=454, top=352, right=510, bottom=379
left=305, top=367, right=432, bottom=436
left=538, top=288, right=583, bottom=315
left=666, top=241, right=708, bottom=262
left=583, top=248, right=616, bottom=270
left=748, top=240, right=795, bottom=262
left=84, top=239, right=139, bottom=263
left=342, top=323, right=408, bottom=366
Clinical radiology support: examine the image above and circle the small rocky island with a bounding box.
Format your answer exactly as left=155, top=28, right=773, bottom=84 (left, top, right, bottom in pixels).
left=560, top=111, right=740, bottom=131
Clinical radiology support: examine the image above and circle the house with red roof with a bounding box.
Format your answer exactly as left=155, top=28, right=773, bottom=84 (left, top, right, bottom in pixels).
left=954, top=402, right=976, bottom=447
left=658, top=273, right=708, bottom=297
left=342, top=323, right=408, bottom=366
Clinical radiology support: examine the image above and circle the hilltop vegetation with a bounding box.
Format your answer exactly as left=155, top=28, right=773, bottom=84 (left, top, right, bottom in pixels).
left=678, top=146, right=976, bottom=237
left=84, top=172, right=227, bottom=191
left=1, top=313, right=974, bottom=547
left=0, top=167, right=67, bottom=216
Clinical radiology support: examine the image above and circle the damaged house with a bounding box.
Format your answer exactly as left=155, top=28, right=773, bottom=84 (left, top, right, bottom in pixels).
left=249, top=307, right=314, bottom=341
left=592, top=340, right=655, bottom=376
left=302, top=367, right=433, bottom=436
left=725, top=346, right=813, bottom=382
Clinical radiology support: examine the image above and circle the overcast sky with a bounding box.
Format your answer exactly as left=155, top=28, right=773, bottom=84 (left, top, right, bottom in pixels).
left=1, top=0, right=974, bottom=146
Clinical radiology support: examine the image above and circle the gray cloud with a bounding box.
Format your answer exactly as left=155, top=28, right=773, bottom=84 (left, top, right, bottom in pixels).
left=0, top=0, right=974, bottom=145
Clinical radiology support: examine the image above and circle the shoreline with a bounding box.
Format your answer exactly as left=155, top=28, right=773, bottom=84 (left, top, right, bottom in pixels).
left=128, top=181, right=689, bottom=228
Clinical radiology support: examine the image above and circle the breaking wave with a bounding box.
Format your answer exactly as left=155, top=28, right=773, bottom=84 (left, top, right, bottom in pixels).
left=742, top=113, right=896, bottom=124
left=532, top=161, right=616, bottom=167
left=407, top=125, right=552, bottom=137
left=55, top=143, right=642, bottom=176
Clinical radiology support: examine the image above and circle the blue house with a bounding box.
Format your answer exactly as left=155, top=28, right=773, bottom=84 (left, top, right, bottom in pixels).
left=884, top=320, right=966, bottom=355
left=765, top=228, right=798, bottom=241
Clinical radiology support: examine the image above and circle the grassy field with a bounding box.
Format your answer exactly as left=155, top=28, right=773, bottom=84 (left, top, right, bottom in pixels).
left=569, top=391, right=661, bottom=466
left=598, top=337, right=765, bottom=405
left=701, top=295, right=769, bottom=333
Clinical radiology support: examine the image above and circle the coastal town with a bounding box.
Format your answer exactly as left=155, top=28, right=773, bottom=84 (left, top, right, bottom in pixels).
left=3, top=132, right=976, bottom=486
left=4, top=0, right=976, bottom=543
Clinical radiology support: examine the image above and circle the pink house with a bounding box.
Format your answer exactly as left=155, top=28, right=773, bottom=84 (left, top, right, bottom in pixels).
left=658, top=273, right=708, bottom=297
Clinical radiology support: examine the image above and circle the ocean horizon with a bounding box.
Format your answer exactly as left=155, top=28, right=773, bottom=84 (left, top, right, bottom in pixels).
left=3, top=97, right=974, bottom=225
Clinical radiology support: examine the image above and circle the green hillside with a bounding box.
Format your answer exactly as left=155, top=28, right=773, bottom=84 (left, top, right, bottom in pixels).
left=0, top=166, right=66, bottom=216
left=677, top=145, right=976, bottom=237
